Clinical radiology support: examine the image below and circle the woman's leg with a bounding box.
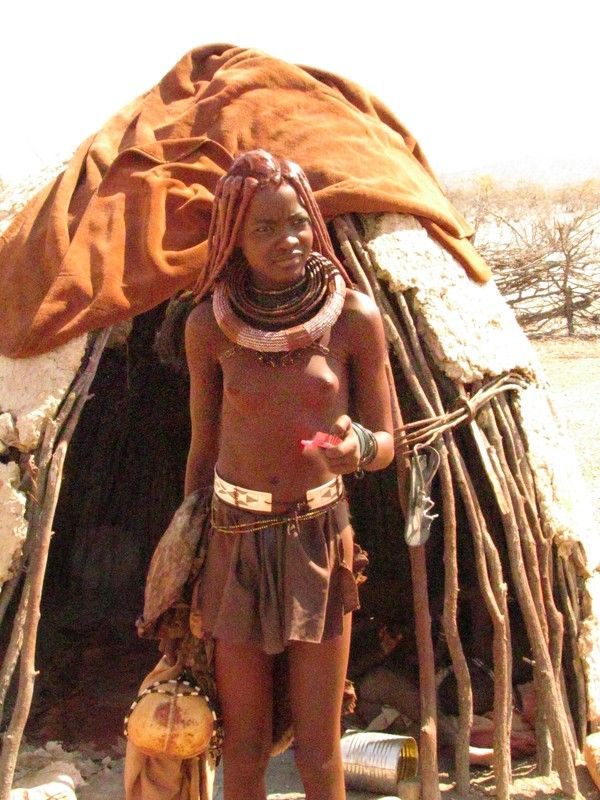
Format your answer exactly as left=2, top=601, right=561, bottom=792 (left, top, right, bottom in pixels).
left=215, top=639, right=274, bottom=800
left=287, top=611, right=352, bottom=800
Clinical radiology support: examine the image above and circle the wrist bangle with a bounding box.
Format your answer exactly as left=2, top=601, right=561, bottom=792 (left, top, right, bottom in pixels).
left=351, top=421, right=378, bottom=468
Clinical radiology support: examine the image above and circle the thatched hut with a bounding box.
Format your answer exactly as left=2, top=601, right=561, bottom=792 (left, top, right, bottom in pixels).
left=1, top=44, right=599, bottom=800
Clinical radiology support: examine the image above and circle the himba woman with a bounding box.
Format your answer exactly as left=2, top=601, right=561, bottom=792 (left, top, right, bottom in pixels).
left=185, top=149, right=394, bottom=800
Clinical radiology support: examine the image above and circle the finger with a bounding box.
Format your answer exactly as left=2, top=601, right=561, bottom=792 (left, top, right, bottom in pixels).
left=324, top=441, right=350, bottom=459
left=325, top=431, right=359, bottom=457
left=330, top=415, right=352, bottom=440
left=323, top=443, right=356, bottom=462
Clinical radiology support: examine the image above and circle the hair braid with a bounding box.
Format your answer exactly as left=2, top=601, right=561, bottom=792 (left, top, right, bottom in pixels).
left=211, top=178, right=241, bottom=269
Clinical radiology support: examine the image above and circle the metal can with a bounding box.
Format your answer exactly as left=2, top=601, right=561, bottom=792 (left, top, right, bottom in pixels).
left=341, top=731, right=419, bottom=798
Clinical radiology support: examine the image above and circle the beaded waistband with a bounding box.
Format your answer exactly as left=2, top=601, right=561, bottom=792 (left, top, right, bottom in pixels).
left=213, top=472, right=343, bottom=513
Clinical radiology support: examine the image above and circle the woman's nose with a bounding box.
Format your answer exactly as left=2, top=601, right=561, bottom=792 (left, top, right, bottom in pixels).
left=278, top=228, right=299, bottom=247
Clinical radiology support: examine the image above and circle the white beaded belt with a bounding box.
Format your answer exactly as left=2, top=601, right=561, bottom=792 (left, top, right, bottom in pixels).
left=214, top=472, right=343, bottom=513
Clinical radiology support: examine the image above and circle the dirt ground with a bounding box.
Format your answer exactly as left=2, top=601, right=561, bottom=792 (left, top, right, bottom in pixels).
left=532, top=336, right=600, bottom=524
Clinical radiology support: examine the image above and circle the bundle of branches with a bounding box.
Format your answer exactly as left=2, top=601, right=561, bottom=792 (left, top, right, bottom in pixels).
left=333, top=214, right=585, bottom=800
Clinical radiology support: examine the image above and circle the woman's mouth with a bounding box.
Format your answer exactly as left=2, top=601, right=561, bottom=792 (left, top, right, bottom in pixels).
left=275, top=251, right=303, bottom=263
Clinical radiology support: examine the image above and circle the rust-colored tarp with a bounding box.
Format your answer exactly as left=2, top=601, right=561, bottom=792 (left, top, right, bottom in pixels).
left=0, top=43, right=490, bottom=358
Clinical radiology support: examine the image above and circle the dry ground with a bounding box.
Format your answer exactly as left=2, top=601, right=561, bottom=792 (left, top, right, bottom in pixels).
left=532, top=336, right=600, bottom=524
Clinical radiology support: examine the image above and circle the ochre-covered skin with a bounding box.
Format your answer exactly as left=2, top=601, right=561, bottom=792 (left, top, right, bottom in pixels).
left=184, top=165, right=394, bottom=501
left=186, top=287, right=391, bottom=501
left=182, top=152, right=395, bottom=800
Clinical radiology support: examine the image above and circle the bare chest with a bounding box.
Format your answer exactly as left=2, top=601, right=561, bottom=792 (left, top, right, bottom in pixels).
left=220, top=345, right=347, bottom=415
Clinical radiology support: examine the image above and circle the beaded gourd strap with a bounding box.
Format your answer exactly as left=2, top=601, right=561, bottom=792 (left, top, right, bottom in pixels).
left=123, top=678, right=217, bottom=735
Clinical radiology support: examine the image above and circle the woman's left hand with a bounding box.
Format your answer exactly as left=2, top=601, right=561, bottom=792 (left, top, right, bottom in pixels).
left=321, top=415, right=361, bottom=475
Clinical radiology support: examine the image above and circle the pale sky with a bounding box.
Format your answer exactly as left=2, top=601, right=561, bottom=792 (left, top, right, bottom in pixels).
left=2, top=0, right=598, bottom=183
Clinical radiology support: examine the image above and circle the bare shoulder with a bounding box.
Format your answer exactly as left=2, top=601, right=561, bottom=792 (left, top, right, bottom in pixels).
left=186, top=297, right=217, bottom=331
left=185, top=298, right=222, bottom=362
left=186, top=298, right=220, bottom=340
left=341, top=288, right=383, bottom=334
left=343, top=288, right=379, bottom=315
left=335, top=288, right=387, bottom=358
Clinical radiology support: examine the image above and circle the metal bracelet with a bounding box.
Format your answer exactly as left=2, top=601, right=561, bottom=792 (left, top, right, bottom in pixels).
left=351, top=421, right=378, bottom=468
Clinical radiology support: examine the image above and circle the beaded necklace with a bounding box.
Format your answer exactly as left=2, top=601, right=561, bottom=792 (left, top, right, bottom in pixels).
left=213, top=253, right=346, bottom=360
left=245, top=273, right=308, bottom=310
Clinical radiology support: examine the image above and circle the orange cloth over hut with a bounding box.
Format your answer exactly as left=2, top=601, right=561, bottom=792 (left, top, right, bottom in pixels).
left=0, top=43, right=490, bottom=358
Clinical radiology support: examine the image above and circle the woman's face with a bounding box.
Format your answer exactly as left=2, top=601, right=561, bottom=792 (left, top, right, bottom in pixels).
left=237, top=182, right=314, bottom=290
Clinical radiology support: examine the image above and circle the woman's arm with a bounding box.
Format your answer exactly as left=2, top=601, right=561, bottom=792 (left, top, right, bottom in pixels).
left=184, top=301, right=223, bottom=496
left=324, top=291, right=394, bottom=475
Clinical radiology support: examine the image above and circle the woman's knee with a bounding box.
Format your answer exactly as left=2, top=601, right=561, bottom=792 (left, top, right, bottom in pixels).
left=223, top=737, right=271, bottom=777
left=293, top=737, right=342, bottom=785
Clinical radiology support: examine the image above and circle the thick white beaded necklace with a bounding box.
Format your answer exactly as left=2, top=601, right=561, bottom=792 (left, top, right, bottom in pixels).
left=212, top=253, right=346, bottom=354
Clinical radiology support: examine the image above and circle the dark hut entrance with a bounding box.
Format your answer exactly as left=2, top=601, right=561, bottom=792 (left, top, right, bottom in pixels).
left=24, top=306, right=189, bottom=748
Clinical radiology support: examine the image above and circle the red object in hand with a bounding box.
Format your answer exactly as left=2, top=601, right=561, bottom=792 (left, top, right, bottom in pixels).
left=301, top=431, right=342, bottom=449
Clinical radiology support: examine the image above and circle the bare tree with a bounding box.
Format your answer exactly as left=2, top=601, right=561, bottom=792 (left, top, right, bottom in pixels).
left=449, top=178, right=600, bottom=336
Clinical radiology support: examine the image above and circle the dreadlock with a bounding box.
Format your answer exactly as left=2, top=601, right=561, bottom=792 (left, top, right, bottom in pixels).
left=193, top=149, right=351, bottom=299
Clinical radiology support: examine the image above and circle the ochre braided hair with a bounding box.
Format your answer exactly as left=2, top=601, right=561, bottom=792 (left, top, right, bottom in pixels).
left=193, top=149, right=351, bottom=299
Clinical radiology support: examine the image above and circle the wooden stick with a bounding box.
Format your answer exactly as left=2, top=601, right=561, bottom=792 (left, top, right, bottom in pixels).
left=332, top=218, right=376, bottom=301
left=556, top=557, right=588, bottom=748
left=0, top=582, right=29, bottom=716
left=494, top=396, right=537, bottom=504
left=450, top=444, right=512, bottom=800
left=483, top=404, right=578, bottom=762
left=0, top=441, right=67, bottom=800
left=472, top=420, right=578, bottom=795
left=332, top=215, right=410, bottom=480
left=563, top=559, right=581, bottom=628
left=438, top=446, right=472, bottom=796
left=409, top=543, right=441, bottom=800
left=0, top=414, right=58, bottom=722
left=364, top=259, right=470, bottom=794
left=494, top=396, right=563, bottom=659
left=335, top=215, right=378, bottom=278
left=492, top=396, right=579, bottom=759
left=390, top=289, right=477, bottom=793
left=346, top=219, right=496, bottom=794
left=336, top=216, right=433, bottom=414
left=391, top=295, right=472, bottom=794
left=0, top=328, right=111, bottom=798
left=0, top=408, right=59, bottom=721
left=560, top=555, right=587, bottom=743
left=479, top=405, right=554, bottom=771
left=486, top=400, right=556, bottom=770
left=338, top=222, right=442, bottom=799
left=0, top=576, right=20, bottom=635
left=482, top=408, right=549, bottom=640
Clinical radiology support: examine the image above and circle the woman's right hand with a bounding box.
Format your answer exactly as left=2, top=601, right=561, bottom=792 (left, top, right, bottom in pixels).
left=320, top=414, right=361, bottom=475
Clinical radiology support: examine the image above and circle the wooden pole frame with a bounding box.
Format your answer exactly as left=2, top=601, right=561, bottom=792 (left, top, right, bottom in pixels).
left=0, top=328, right=111, bottom=800
left=334, top=214, right=582, bottom=799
